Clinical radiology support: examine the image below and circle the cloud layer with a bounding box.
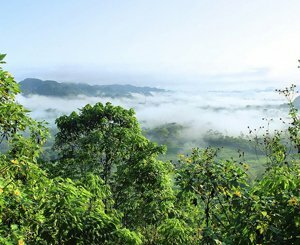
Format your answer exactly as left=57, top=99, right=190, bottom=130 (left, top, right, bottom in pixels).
left=16, top=87, right=289, bottom=137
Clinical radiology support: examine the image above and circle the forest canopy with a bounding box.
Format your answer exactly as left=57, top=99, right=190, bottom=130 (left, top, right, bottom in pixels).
left=0, top=54, right=299, bottom=244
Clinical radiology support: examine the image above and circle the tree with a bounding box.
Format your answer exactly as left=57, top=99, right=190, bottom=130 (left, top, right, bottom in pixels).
left=0, top=54, right=48, bottom=244
left=2, top=52, right=299, bottom=244
left=0, top=54, right=141, bottom=244
left=52, top=102, right=164, bottom=183
left=175, top=148, right=250, bottom=244
left=51, top=102, right=176, bottom=243
left=246, top=85, right=300, bottom=243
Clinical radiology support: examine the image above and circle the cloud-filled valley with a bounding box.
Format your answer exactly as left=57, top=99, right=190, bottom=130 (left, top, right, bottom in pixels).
left=16, top=85, right=289, bottom=139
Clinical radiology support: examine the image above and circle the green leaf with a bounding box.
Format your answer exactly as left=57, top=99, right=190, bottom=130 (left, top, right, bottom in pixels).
left=0, top=54, right=6, bottom=63
left=261, top=211, right=267, bottom=217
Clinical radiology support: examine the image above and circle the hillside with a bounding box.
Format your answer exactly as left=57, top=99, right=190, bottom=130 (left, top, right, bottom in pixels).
left=19, top=78, right=166, bottom=98
left=294, top=95, right=300, bottom=109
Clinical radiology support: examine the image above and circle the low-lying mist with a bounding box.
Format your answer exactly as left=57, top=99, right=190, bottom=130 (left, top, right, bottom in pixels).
left=16, top=87, right=289, bottom=139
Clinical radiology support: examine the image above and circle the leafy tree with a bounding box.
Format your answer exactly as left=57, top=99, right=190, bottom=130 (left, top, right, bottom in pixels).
left=51, top=101, right=177, bottom=243
left=156, top=218, right=195, bottom=244
left=175, top=148, right=250, bottom=244
left=52, top=102, right=164, bottom=183
left=173, top=85, right=300, bottom=244
left=114, top=156, right=175, bottom=243
left=245, top=85, right=300, bottom=244
left=0, top=54, right=141, bottom=244
left=144, top=123, right=185, bottom=155
left=0, top=53, right=48, bottom=244
left=2, top=52, right=300, bottom=244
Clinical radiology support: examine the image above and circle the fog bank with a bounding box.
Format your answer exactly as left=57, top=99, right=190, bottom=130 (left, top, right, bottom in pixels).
left=16, top=87, right=289, bottom=137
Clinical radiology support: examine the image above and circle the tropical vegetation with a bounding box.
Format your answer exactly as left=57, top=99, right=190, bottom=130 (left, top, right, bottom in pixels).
left=0, top=54, right=299, bottom=244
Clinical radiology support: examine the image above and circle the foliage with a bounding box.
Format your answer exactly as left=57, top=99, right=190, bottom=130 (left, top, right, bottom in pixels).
left=114, top=157, right=175, bottom=236
left=0, top=54, right=142, bottom=244
left=52, top=102, right=164, bottom=182
left=51, top=100, right=176, bottom=243
left=1, top=53, right=300, bottom=244
left=175, top=148, right=251, bottom=244
left=144, top=123, right=185, bottom=155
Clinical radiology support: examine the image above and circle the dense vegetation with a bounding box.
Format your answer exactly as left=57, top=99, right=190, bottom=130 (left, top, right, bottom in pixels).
left=1, top=54, right=299, bottom=244
left=19, top=78, right=166, bottom=98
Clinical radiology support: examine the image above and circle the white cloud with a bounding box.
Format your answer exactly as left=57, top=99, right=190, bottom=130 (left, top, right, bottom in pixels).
left=17, top=87, right=288, bottom=136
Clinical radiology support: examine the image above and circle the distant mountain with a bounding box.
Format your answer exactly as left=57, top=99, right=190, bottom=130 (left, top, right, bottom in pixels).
left=19, top=78, right=166, bottom=98
left=294, top=96, right=300, bottom=109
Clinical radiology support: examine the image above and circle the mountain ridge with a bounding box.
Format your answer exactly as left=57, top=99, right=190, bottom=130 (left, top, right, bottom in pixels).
left=19, top=78, right=166, bottom=98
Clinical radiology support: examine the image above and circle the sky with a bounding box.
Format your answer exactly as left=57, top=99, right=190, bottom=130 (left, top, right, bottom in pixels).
left=1, top=0, right=300, bottom=88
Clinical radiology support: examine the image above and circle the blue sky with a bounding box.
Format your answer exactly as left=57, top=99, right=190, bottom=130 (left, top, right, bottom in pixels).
left=1, top=0, right=300, bottom=88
